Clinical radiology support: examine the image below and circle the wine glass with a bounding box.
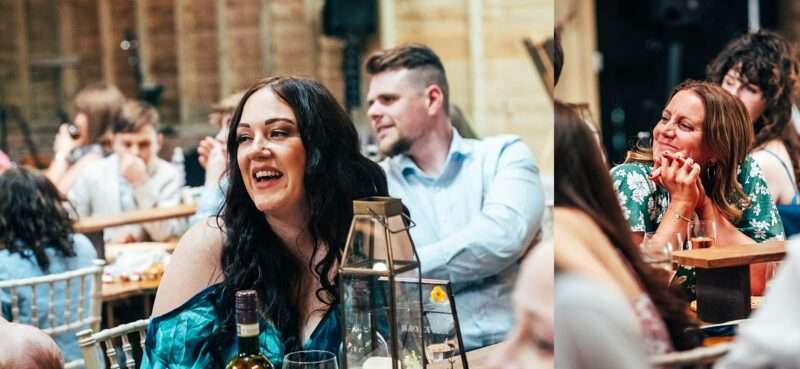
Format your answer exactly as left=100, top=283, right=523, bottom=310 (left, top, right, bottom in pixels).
left=688, top=220, right=717, bottom=249
left=283, top=350, right=338, bottom=369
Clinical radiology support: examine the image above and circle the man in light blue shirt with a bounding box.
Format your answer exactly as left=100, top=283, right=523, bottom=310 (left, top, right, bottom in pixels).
left=365, top=44, right=545, bottom=350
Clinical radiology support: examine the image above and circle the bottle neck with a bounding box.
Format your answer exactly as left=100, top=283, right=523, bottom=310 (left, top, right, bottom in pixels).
left=238, top=334, right=260, bottom=355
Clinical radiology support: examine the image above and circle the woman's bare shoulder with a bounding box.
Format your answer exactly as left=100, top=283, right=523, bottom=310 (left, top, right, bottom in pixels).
left=151, top=220, right=226, bottom=316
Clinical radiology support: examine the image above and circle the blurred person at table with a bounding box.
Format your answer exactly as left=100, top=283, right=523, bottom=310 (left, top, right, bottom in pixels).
left=365, top=43, right=544, bottom=350
left=0, top=317, right=65, bottom=369
left=611, top=80, right=784, bottom=296
left=708, top=30, right=800, bottom=207
left=557, top=101, right=698, bottom=355
left=142, top=76, right=388, bottom=368
left=68, top=100, right=187, bottom=243
left=715, top=239, right=800, bottom=369
left=0, top=167, right=97, bottom=364
left=485, top=240, right=553, bottom=369
left=189, top=91, right=244, bottom=225
left=45, top=83, right=125, bottom=195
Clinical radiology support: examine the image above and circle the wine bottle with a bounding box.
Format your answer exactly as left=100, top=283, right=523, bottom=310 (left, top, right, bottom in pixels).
left=225, top=290, right=275, bottom=369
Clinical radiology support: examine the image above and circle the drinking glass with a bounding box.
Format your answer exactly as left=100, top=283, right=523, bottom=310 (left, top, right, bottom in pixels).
left=283, top=350, right=338, bottom=369
left=688, top=220, right=717, bottom=249
left=640, top=238, right=674, bottom=273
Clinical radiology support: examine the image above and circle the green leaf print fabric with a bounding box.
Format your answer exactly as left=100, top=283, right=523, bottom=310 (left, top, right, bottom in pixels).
left=610, top=156, right=784, bottom=243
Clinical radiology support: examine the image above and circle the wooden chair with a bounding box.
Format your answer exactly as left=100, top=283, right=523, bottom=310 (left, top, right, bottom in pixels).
left=0, top=259, right=104, bottom=369
left=77, top=318, right=150, bottom=369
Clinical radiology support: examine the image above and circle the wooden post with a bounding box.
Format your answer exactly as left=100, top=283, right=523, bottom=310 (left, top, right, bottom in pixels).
left=260, top=0, right=274, bottom=75
left=175, top=0, right=220, bottom=124
left=13, top=0, right=32, bottom=120
left=98, top=0, right=116, bottom=86
left=57, top=0, right=78, bottom=108
left=468, top=0, right=485, bottom=128
left=379, top=0, right=396, bottom=48
left=216, top=0, right=230, bottom=96
left=135, top=0, right=151, bottom=85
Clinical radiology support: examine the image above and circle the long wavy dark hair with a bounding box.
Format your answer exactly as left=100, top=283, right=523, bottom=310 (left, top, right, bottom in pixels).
left=707, top=30, right=800, bottom=190
left=555, top=101, right=699, bottom=350
left=0, top=167, right=76, bottom=272
left=219, top=76, right=388, bottom=350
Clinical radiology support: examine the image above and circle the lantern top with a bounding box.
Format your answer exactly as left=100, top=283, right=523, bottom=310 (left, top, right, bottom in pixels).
left=353, top=197, right=403, bottom=217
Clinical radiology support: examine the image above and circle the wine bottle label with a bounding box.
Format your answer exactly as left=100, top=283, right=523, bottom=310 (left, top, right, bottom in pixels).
left=237, top=323, right=259, bottom=337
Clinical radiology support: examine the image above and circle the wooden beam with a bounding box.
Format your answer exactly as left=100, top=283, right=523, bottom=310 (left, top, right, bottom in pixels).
left=98, top=0, right=116, bottom=86
left=216, top=0, right=230, bottom=96
left=260, top=0, right=273, bottom=75
left=468, top=0, right=485, bottom=129
left=13, top=0, right=32, bottom=119
left=135, top=0, right=151, bottom=85
left=57, top=0, right=79, bottom=108
left=379, top=0, right=396, bottom=48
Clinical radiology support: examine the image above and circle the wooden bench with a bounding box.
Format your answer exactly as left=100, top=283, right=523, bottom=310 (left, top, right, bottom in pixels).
left=672, top=241, right=785, bottom=323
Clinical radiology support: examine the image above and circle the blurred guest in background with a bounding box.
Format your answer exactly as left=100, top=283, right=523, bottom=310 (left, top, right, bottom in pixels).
left=46, top=83, right=125, bottom=195
left=69, top=100, right=186, bottom=243
left=556, top=101, right=697, bottom=354
left=611, top=81, right=784, bottom=295
left=486, top=239, right=553, bottom=369
left=0, top=167, right=96, bottom=364
left=365, top=43, right=545, bottom=350
left=708, top=30, right=800, bottom=206
left=190, top=91, right=244, bottom=225
left=0, top=317, right=64, bottom=369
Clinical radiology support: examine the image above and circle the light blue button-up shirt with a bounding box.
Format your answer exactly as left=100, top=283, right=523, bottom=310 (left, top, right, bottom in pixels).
left=380, top=130, right=544, bottom=350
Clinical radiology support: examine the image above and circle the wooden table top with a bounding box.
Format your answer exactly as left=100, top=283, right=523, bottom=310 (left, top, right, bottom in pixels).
left=102, top=278, right=160, bottom=302
left=672, top=241, right=786, bottom=268
left=75, top=203, right=197, bottom=233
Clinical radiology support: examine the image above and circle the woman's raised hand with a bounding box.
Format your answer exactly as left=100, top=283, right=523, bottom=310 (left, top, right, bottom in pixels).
left=652, top=151, right=703, bottom=208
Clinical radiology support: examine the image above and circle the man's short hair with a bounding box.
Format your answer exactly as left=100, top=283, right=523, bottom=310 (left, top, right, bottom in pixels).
left=112, top=100, right=159, bottom=134
left=365, top=43, right=450, bottom=114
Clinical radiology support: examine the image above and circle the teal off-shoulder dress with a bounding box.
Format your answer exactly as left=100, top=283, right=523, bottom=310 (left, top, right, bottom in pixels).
left=141, top=284, right=340, bottom=368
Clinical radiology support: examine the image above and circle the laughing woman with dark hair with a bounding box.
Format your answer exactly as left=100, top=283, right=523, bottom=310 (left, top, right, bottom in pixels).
left=142, top=76, right=388, bottom=368
left=0, top=167, right=97, bottom=363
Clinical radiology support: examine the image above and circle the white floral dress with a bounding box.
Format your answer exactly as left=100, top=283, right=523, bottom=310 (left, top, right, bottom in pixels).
left=610, top=156, right=784, bottom=243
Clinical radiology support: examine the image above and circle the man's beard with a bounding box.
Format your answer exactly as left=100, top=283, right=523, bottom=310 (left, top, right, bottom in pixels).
left=381, top=137, right=412, bottom=157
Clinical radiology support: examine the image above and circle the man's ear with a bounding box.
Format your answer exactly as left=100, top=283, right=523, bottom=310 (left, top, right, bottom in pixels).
left=425, top=84, right=445, bottom=115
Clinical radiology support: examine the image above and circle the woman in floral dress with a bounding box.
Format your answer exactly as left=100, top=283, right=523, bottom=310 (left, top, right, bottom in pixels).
left=611, top=80, right=784, bottom=296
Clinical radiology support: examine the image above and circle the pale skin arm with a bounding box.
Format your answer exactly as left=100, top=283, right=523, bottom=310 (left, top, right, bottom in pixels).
left=752, top=151, right=792, bottom=205
left=52, top=153, right=102, bottom=195
left=151, top=219, right=225, bottom=316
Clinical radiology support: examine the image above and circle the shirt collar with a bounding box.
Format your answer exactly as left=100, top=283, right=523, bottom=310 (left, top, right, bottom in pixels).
left=396, top=129, right=472, bottom=178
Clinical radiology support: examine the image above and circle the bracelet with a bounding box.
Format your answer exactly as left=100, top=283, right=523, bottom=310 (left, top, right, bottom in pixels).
left=674, top=213, right=693, bottom=223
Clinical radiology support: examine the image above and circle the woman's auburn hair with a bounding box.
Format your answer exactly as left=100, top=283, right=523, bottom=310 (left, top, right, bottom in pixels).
left=218, top=76, right=388, bottom=351
left=626, top=80, right=754, bottom=223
